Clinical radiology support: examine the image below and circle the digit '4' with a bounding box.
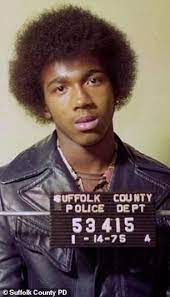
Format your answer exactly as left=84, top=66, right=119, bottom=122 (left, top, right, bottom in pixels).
left=144, top=234, right=151, bottom=243
left=102, top=218, right=112, bottom=233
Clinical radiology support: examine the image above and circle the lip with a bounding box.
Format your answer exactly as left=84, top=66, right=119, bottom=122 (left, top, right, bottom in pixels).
left=74, top=116, right=99, bottom=131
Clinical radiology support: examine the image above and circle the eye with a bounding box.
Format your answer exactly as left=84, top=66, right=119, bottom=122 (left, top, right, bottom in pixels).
left=53, top=85, right=67, bottom=94
left=87, top=76, right=102, bottom=86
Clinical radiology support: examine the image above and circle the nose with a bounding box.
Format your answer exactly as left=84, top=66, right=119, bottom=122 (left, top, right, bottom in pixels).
left=73, top=84, right=94, bottom=110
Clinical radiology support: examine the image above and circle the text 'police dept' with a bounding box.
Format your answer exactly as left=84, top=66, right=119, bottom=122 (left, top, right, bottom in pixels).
left=53, top=193, right=152, bottom=214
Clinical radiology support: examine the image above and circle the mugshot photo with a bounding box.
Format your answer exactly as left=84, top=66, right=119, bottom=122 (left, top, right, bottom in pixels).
left=0, top=0, right=170, bottom=296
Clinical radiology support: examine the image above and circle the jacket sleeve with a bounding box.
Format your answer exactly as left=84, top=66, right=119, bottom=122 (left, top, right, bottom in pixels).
left=0, top=186, right=25, bottom=292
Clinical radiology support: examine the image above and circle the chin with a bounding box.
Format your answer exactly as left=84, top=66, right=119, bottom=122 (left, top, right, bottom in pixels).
left=76, top=134, right=105, bottom=147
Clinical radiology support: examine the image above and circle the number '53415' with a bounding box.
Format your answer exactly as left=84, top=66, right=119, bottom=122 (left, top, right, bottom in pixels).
left=72, top=217, right=135, bottom=234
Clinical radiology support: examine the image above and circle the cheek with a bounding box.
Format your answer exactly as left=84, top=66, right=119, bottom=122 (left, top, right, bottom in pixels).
left=46, top=100, right=72, bottom=128
left=98, top=96, right=115, bottom=114
left=104, top=88, right=115, bottom=111
left=45, top=97, right=64, bottom=116
left=91, top=86, right=115, bottom=107
left=46, top=92, right=72, bottom=112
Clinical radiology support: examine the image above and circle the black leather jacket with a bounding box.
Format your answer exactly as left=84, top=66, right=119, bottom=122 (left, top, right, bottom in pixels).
left=0, top=131, right=170, bottom=297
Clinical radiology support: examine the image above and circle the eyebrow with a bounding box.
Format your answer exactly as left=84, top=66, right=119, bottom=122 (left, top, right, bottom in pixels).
left=46, top=69, right=105, bottom=89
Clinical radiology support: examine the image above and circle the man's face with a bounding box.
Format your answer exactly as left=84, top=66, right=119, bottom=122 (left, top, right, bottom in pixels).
left=41, top=55, right=115, bottom=146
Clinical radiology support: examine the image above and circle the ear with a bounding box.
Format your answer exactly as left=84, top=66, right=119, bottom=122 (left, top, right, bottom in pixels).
left=43, top=105, right=52, bottom=120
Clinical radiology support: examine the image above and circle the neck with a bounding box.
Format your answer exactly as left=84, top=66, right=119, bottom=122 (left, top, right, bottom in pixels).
left=57, top=127, right=116, bottom=174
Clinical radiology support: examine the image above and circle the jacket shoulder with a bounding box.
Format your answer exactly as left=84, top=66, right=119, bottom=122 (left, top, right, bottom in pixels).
left=0, top=133, right=56, bottom=184
left=124, top=142, right=170, bottom=187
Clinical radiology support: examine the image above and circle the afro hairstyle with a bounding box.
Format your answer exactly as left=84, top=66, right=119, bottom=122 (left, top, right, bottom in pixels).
left=9, top=5, right=137, bottom=123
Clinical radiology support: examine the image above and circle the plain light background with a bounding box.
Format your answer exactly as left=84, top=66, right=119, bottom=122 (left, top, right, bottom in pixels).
left=0, top=0, right=169, bottom=166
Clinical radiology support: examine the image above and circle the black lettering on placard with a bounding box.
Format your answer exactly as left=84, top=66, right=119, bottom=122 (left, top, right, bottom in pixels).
left=50, top=192, right=156, bottom=248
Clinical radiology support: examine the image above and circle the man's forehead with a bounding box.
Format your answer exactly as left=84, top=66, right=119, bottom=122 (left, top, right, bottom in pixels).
left=41, top=54, right=105, bottom=85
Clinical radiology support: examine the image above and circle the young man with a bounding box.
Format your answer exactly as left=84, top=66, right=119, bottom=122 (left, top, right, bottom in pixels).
left=0, top=5, right=169, bottom=297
